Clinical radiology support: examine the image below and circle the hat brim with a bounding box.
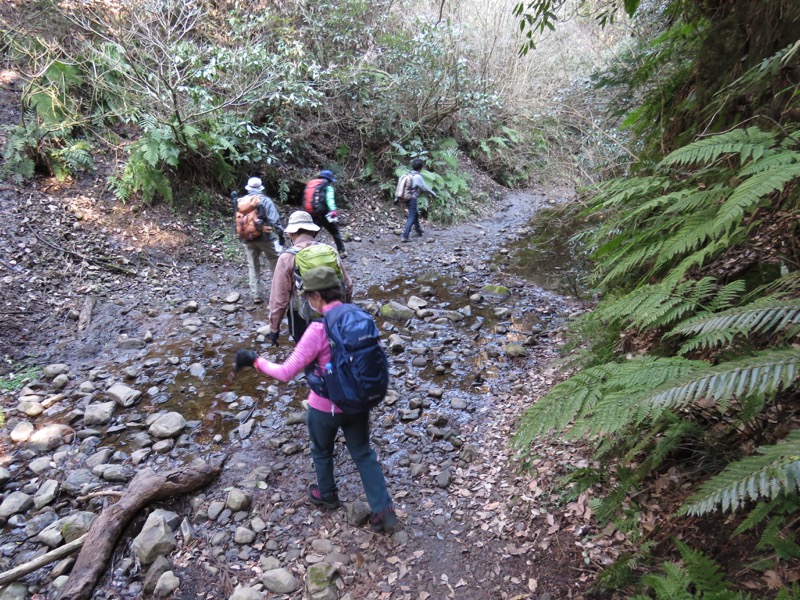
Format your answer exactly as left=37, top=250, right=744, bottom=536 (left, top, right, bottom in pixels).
left=285, top=222, right=321, bottom=234
left=245, top=187, right=264, bottom=193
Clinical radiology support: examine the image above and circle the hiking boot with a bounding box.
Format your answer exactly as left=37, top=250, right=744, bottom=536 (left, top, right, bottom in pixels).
left=414, top=229, right=424, bottom=237
left=253, top=298, right=263, bottom=305
left=370, top=508, right=399, bottom=534
left=400, top=237, right=410, bottom=243
left=307, top=484, right=340, bottom=510
left=340, top=251, right=348, bottom=259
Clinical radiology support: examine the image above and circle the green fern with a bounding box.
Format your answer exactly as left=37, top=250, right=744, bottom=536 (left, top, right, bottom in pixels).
left=645, top=347, right=800, bottom=419
left=659, top=126, right=778, bottom=168
left=680, top=431, right=800, bottom=516
left=514, top=356, right=699, bottom=444
left=632, top=540, right=746, bottom=599
left=671, top=299, right=800, bottom=354
left=593, top=278, right=743, bottom=333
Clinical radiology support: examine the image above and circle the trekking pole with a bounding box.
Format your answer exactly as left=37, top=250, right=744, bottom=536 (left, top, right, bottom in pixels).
left=230, top=191, right=238, bottom=214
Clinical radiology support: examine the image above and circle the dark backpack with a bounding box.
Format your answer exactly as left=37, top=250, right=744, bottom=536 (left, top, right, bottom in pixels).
left=394, top=172, right=414, bottom=202
left=303, top=178, right=329, bottom=215
left=306, top=304, right=390, bottom=414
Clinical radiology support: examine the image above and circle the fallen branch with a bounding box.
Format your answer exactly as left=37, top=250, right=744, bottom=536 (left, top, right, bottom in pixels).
left=0, top=534, right=87, bottom=588
left=77, top=296, right=96, bottom=332
left=56, top=457, right=225, bottom=600
left=23, top=218, right=138, bottom=277
left=75, top=490, right=123, bottom=502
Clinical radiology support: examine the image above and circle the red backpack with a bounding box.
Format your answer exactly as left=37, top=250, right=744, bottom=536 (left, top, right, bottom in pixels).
left=303, top=178, right=328, bottom=215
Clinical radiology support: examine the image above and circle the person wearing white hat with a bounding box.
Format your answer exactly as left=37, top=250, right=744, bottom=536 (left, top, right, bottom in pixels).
left=267, top=211, right=352, bottom=345
left=241, top=177, right=285, bottom=304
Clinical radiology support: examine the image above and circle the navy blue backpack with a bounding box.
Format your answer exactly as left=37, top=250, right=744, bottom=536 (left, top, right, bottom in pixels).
left=306, top=304, right=389, bottom=414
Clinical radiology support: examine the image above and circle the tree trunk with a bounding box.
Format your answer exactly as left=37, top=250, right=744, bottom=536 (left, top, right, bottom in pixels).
left=56, top=458, right=223, bottom=600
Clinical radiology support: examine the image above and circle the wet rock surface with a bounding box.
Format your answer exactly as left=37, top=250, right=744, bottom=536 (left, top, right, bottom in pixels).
left=0, top=183, right=611, bottom=599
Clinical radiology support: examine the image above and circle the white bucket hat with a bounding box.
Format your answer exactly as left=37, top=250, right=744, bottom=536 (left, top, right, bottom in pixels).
left=245, top=177, right=264, bottom=193
left=284, top=211, right=321, bottom=234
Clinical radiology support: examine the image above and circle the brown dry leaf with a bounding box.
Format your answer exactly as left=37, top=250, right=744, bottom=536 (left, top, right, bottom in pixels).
left=764, top=570, right=783, bottom=590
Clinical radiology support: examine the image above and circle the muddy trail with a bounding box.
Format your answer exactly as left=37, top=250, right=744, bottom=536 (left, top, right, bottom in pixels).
left=0, top=184, right=608, bottom=600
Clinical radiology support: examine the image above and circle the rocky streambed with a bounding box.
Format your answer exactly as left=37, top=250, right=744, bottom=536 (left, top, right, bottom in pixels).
left=0, top=188, right=609, bottom=600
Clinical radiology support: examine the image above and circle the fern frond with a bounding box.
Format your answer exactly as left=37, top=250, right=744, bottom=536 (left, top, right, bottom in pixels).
left=585, top=176, right=671, bottom=210
left=675, top=539, right=732, bottom=594
left=713, top=162, right=800, bottom=233
left=645, top=347, right=800, bottom=418
left=663, top=185, right=728, bottom=215
left=652, top=214, right=721, bottom=270
left=672, top=299, right=800, bottom=354
left=738, top=149, right=800, bottom=177
left=679, top=430, right=800, bottom=515
left=659, top=127, right=777, bottom=168
left=515, top=357, right=700, bottom=443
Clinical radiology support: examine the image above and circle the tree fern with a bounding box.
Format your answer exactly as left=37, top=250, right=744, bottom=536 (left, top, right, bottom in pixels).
left=592, top=278, right=743, bottom=333
left=659, top=127, right=778, bottom=168
left=644, top=347, right=800, bottom=419
left=713, top=162, right=800, bottom=234
left=671, top=299, right=800, bottom=354
left=514, top=357, right=699, bottom=445
left=680, top=430, right=800, bottom=516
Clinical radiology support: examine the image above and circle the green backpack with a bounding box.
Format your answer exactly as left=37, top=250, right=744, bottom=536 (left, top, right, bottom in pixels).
left=288, top=242, right=343, bottom=293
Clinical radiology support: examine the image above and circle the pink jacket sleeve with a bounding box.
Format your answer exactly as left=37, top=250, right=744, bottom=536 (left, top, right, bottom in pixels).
left=254, top=321, right=326, bottom=381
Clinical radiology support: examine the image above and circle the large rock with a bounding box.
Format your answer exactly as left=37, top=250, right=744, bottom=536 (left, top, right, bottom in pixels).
left=306, top=562, right=338, bottom=600
left=43, top=364, right=69, bottom=379
left=226, top=489, right=251, bottom=511
left=480, top=284, right=511, bottom=299
left=34, top=479, right=59, bottom=509
left=10, top=421, right=34, bottom=443
left=84, top=401, right=116, bottom=426
left=261, top=568, right=300, bottom=594
left=28, top=424, right=74, bottom=452
left=37, top=511, right=97, bottom=547
left=131, top=512, right=177, bottom=565
left=0, top=492, right=33, bottom=518
left=148, top=413, right=186, bottom=439
left=154, top=571, right=180, bottom=598
left=106, top=384, right=142, bottom=407
left=228, top=585, right=263, bottom=600
left=379, top=301, right=415, bottom=321
left=143, top=556, right=172, bottom=595
left=62, top=469, right=102, bottom=496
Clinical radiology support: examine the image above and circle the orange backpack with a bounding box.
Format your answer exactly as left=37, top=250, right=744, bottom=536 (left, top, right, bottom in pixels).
left=303, top=178, right=328, bottom=215
left=235, top=195, right=272, bottom=241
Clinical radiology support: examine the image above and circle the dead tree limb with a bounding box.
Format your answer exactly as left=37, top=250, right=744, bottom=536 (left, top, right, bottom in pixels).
left=56, top=457, right=224, bottom=600
left=77, top=296, right=96, bottom=332
left=0, top=534, right=87, bottom=588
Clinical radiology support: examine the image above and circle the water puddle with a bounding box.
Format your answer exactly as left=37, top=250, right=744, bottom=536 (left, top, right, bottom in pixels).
left=501, top=206, right=590, bottom=297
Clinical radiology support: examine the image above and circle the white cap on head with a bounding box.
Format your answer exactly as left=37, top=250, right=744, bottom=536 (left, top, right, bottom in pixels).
left=245, top=177, right=264, bottom=193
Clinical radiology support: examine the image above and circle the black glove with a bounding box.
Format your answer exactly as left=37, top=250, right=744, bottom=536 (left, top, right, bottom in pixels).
left=278, top=232, right=286, bottom=246
left=234, top=349, right=258, bottom=371
left=268, top=331, right=279, bottom=347
left=393, top=198, right=398, bottom=205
